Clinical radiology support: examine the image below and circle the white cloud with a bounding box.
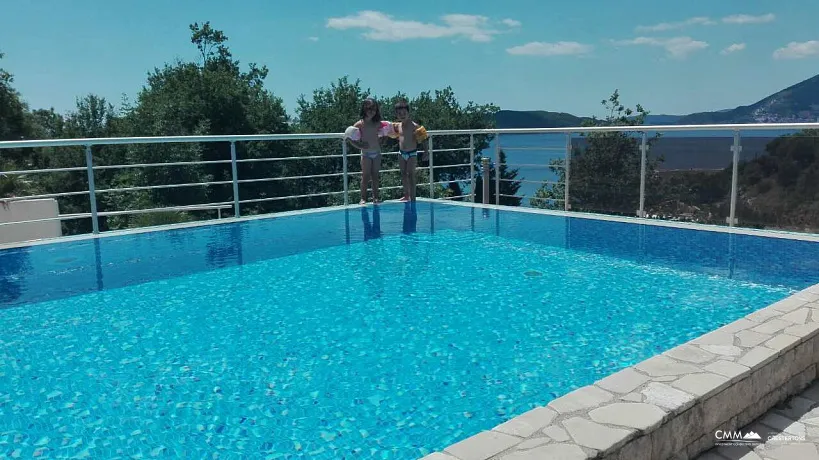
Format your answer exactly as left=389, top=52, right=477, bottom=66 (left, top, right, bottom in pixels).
left=612, top=36, right=709, bottom=58
left=635, top=13, right=774, bottom=32
left=506, top=41, right=593, bottom=56
left=720, top=43, right=746, bottom=55
left=635, top=17, right=715, bottom=33
left=773, top=40, right=819, bottom=59
left=326, top=11, right=499, bottom=42
left=722, top=13, right=775, bottom=24
left=308, top=36, right=319, bottom=42
left=502, top=18, right=521, bottom=27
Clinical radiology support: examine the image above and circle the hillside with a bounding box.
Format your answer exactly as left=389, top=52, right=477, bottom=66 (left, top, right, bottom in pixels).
left=674, top=74, right=819, bottom=125
left=495, top=110, right=680, bottom=128
left=495, top=110, right=589, bottom=129
left=497, top=73, right=819, bottom=128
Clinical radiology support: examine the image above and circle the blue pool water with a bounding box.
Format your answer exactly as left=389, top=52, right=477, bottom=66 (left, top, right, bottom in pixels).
left=1, top=202, right=818, bottom=458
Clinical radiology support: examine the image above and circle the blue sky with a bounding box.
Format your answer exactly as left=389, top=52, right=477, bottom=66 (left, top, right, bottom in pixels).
left=2, top=0, right=818, bottom=119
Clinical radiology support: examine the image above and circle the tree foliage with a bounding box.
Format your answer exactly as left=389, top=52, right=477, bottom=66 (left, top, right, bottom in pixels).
left=0, top=24, right=505, bottom=234
left=473, top=150, right=522, bottom=205
left=3, top=30, right=817, bottom=235
left=531, top=90, right=663, bottom=214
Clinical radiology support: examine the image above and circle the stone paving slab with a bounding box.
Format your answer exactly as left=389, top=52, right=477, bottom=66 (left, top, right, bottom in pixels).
left=419, top=283, right=819, bottom=460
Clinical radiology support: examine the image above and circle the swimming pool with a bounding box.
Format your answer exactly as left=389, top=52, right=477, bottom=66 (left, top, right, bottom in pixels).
left=1, top=202, right=818, bottom=458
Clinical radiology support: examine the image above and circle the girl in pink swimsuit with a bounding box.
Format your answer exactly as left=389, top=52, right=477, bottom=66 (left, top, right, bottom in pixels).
left=345, top=99, right=395, bottom=205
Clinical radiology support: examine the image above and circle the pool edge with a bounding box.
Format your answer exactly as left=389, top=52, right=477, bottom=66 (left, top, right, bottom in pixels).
left=420, top=199, right=819, bottom=243
left=420, top=282, right=819, bottom=460
left=2, top=199, right=817, bottom=251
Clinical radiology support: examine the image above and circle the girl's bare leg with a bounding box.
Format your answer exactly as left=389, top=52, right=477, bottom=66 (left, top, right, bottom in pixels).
left=360, top=155, right=371, bottom=205
left=399, top=157, right=409, bottom=201
left=408, top=156, right=418, bottom=201
left=371, top=154, right=382, bottom=204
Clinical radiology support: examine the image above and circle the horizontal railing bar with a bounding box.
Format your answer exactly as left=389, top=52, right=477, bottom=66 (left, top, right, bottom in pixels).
left=0, top=133, right=345, bottom=149
left=348, top=151, right=400, bottom=157
left=97, top=203, right=233, bottom=217
left=430, top=147, right=470, bottom=153
left=527, top=196, right=566, bottom=201
left=500, top=146, right=566, bottom=152
left=348, top=168, right=402, bottom=176
left=1, top=166, right=87, bottom=175
left=238, top=172, right=345, bottom=184
left=95, top=180, right=233, bottom=194
left=2, top=122, right=818, bottom=150
left=0, top=213, right=92, bottom=227
left=238, top=191, right=344, bottom=204
left=430, top=122, right=819, bottom=136
left=442, top=194, right=472, bottom=200
left=2, top=190, right=90, bottom=202
left=236, top=154, right=344, bottom=163
left=94, top=159, right=232, bottom=170
left=348, top=186, right=404, bottom=194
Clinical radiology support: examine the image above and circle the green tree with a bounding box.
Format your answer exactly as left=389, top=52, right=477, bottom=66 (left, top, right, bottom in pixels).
left=295, top=78, right=499, bottom=202
left=530, top=90, right=662, bottom=214
left=118, top=22, right=291, bottom=222
left=0, top=52, right=36, bottom=165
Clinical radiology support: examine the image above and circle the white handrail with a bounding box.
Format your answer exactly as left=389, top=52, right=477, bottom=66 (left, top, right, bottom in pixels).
left=0, top=121, right=816, bottom=239
left=1, top=122, right=818, bottom=150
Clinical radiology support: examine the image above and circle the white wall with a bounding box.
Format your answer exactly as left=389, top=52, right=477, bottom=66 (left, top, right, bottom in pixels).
left=0, top=199, right=62, bottom=244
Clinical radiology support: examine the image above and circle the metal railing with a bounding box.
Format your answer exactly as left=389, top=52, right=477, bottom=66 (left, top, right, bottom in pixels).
left=1, top=122, right=818, bottom=239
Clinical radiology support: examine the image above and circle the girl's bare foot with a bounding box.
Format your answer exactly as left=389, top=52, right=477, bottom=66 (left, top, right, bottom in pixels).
left=373, top=199, right=381, bottom=205
left=398, top=196, right=409, bottom=202
left=359, top=199, right=367, bottom=205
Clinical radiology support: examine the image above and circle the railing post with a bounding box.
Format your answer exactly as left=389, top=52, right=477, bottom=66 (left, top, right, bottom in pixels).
left=481, top=157, right=490, bottom=205
left=638, top=132, right=648, bottom=218
left=342, top=138, right=349, bottom=206
left=564, top=133, right=572, bottom=211
left=469, top=134, right=475, bottom=203
left=728, top=130, right=742, bottom=227
left=428, top=134, right=434, bottom=199
left=84, top=144, right=99, bottom=234
left=230, top=141, right=240, bottom=218
left=495, top=134, right=501, bottom=205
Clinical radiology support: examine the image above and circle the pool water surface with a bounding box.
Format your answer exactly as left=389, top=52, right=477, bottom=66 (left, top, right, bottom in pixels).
left=1, top=202, right=817, bottom=458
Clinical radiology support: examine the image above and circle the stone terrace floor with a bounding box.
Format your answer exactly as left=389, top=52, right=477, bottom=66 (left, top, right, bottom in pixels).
left=696, top=379, right=819, bottom=460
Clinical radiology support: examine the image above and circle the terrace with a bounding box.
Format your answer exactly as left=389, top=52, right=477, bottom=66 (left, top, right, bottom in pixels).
left=1, top=123, right=818, bottom=459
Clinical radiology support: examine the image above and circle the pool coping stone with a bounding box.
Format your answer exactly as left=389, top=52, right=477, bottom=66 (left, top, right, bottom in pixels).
left=420, top=281, right=819, bottom=460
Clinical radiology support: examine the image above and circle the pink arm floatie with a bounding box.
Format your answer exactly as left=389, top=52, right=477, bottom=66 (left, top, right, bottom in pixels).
left=344, top=126, right=361, bottom=141
left=377, top=121, right=396, bottom=138
left=345, top=122, right=396, bottom=140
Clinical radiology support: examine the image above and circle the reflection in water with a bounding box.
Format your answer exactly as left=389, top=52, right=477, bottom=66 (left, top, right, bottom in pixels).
left=94, top=239, right=103, bottom=291
left=361, top=206, right=381, bottom=240
left=402, top=202, right=417, bottom=234
left=207, top=225, right=244, bottom=269
left=359, top=206, right=384, bottom=300
left=0, top=249, right=31, bottom=305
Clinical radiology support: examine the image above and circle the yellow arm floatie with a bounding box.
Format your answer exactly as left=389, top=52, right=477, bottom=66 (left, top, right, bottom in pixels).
left=414, top=126, right=428, bottom=143
left=386, top=122, right=401, bottom=139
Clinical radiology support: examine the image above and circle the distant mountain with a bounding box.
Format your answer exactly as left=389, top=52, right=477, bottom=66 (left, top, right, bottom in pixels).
left=496, top=74, right=819, bottom=128
left=495, top=110, right=590, bottom=129
left=645, top=115, right=683, bottom=125
left=676, top=74, right=819, bottom=124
